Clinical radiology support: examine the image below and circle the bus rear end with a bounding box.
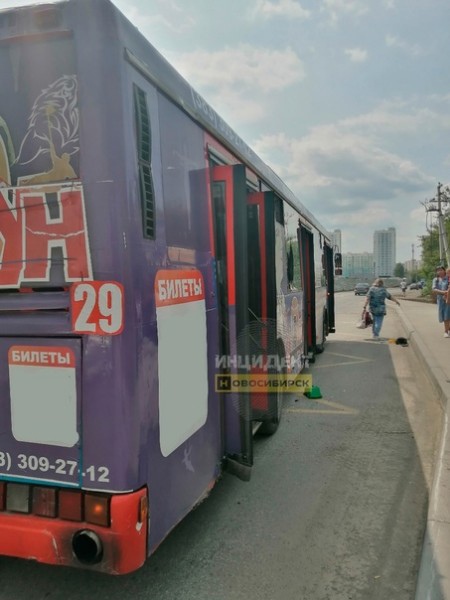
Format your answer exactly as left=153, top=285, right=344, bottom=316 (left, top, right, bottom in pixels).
left=0, top=2, right=147, bottom=574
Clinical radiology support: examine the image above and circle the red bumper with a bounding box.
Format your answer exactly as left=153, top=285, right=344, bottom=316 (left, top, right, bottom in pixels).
left=0, top=487, right=148, bottom=574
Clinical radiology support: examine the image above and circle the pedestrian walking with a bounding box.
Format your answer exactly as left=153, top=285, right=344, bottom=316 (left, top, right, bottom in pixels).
left=363, top=278, right=400, bottom=339
left=432, top=265, right=450, bottom=337
left=400, top=279, right=407, bottom=296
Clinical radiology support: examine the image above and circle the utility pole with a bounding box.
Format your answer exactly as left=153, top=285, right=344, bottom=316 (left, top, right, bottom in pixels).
left=437, top=183, right=449, bottom=265
left=424, top=182, right=450, bottom=267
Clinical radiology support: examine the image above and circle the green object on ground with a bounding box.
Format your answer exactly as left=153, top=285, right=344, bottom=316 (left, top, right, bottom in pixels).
left=305, top=385, right=322, bottom=399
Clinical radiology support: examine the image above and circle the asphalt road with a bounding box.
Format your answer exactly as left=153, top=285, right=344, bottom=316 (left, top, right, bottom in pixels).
left=0, top=291, right=442, bottom=600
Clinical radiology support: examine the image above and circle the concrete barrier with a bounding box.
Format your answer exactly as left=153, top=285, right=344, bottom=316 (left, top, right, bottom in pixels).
left=334, top=277, right=401, bottom=293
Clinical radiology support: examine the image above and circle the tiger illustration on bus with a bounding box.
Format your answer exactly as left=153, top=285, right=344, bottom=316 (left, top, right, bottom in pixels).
left=0, top=74, right=79, bottom=187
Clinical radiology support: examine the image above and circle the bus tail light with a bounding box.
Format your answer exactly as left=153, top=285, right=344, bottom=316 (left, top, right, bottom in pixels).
left=59, top=489, right=83, bottom=521
left=0, top=482, right=5, bottom=510
left=6, top=483, right=30, bottom=513
left=84, top=494, right=110, bottom=527
left=0, top=483, right=146, bottom=538
left=32, top=487, right=56, bottom=518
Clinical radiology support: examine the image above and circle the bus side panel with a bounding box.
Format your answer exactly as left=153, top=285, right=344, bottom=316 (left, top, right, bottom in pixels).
left=133, top=91, right=223, bottom=554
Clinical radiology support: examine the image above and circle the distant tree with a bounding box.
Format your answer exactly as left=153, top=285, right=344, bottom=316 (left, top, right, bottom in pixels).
left=418, top=216, right=450, bottom=292
left=420, top=222, right=444, bottom=275
left=394, top=263, right=405, bottom=277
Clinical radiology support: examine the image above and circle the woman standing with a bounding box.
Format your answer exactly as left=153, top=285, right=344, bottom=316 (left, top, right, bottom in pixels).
left=432, top=265, right=450, bottom=337
left=363, top=278, right=400, bottom=339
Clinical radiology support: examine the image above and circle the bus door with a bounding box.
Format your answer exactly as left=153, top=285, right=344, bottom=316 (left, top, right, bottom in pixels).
left=299, top=225, right=316, bottom=357
left=211, top=164, right=253, bottom=473
left=324, top=244, right=336, bottom=333
left=247, top=191, right=280, bottom=428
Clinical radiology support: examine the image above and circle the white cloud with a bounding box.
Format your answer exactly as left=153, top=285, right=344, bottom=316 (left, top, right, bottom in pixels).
left=340, top=99, right=450, bottom=137
left=344, top=47, right=368, bottom=63
left=155, top=0, right=183, bottom=13
left=170, top=45, right=305, bottom=91
left=253, top=120, right=432, bottom=219
left=209, top=88, right=268, bottom=124
left=115, top=0, right=195, bottom=34
left=288, top=127, right=429, bottom=197
left=168, top=45, right=305, bottom=123
left=251, top=101, right=439, bottom=257
left=410, top=205, right=428, bottom=225
left=252, top=0, right=311, bottom=20
left=144, top=13, right=195, bottom=33
left=320, top=0, right=369, bottom=23
left=385, top=35, right=425, bottom=57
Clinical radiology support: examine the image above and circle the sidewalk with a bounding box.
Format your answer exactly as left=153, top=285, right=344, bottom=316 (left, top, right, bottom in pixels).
left=395, top=294, right=450, bottom=600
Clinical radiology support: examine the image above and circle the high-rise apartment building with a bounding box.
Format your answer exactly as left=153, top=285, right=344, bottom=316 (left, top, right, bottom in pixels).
left=342, top=253, right=374, bottom=278
left=373, top=228, right=396, bottom=276
left=331, top=229, right=342, bottom=253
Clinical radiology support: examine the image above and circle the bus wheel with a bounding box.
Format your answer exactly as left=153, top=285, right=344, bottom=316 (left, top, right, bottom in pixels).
left=258, top=390, right=282, bottom=436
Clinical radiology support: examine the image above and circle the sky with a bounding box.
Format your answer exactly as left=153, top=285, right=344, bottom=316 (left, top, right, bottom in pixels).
left=5, top=0, right=450, bottom=262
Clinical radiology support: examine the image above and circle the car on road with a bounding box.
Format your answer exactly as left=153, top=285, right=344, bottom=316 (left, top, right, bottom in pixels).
left=354, top=282, right=370, bottom=295
left=409, top=282, right=423, bottom=290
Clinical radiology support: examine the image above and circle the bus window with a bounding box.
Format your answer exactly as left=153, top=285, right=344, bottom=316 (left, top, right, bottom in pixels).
left=284, top=205, right=302, bottom=290
left=159, top=97, right=209, bottom=251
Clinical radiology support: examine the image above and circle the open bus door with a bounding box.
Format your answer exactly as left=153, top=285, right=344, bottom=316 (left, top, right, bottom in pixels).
left=324, top=244, right=336, bottom=334
left=299, top=225, right=316, bottom=359
left=247, top=191, right=283, bottom=434
left=211, top=164, right=253, bottom=479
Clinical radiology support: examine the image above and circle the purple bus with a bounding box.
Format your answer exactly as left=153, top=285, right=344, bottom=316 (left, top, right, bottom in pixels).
left=0, top=0, right=335, bottom=574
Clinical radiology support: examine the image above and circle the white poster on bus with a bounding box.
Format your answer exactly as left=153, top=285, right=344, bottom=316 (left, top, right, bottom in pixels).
left=8, top=346, right=79, bottom=447
left=155, top=269, right=208, bottom=458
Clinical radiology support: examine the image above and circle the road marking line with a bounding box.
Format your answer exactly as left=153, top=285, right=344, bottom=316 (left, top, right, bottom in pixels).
left=312, top=351, right=373, bottom=369
left=286, top=398, right=359, bottom=415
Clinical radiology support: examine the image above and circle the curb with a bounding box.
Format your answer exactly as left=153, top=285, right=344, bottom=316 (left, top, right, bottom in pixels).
left=396, top=306, right=450, bottom=599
